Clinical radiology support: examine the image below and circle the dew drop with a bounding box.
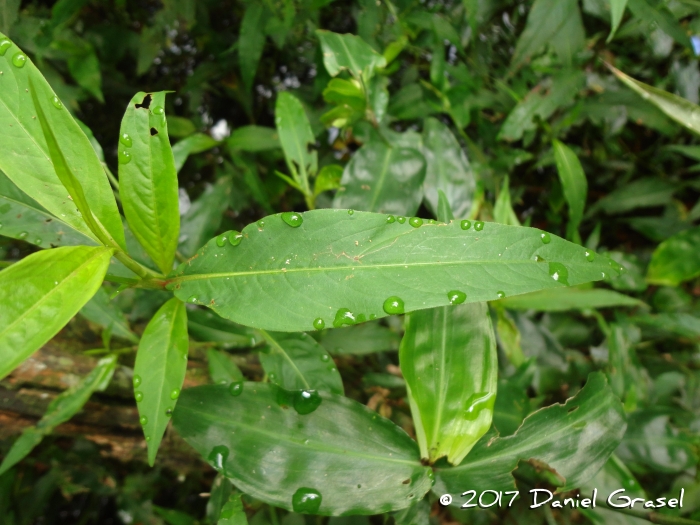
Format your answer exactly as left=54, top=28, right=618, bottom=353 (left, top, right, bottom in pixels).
left=11, top=52, right=26, bottom=68
left=293, top=390, right=322, bottom=415
left=268, top=372, right=277, bottom=382
left=447, top=290, right=467, bottom=305
left=133, top=375, right=142, bottom=388
left=170, top=389, right=180, bottom=400
left=585, top=251, right=595, bottom=262
left=386, top=215, right=396, bottom=223
left=119, top=132, right=132, bottom=147
left=474, top=221, right=484, bottom=231
left=118, top=150, right=132, bottom=164
left=333, top=308, right=356, bottom=328
left=51, top=96, right=63, bottom=109
left=408, top=217, right=423, bottom=228
left=460, top=220, right=471, bottom=230
left=383, top=296, right=405, bottom=315
left=165, top=407, right=173, bottom=417
left=134, top=391, right=144, bottom=402
left=320, top=354, right=330, bottom=362
left=292, top=487, right=322, bottom=514
left=548, top=262, right=570, bottom=286
left=464, top=392, right=495, bottom=421
left=573, top=421, right=587, bottom=429
left=257, top=220, right=265, bottom=230
left=534, top=255, right=545, bottom=262
left=187, top=295, right=198, bottom=304
left=540, top=232, right=551, bottom=244
left=496, top=291, right=505, bottom=299
left=215, top=233, right=227, bottom=247
left=369, top=314, right=377, bottom=320
left=152, top=106, right=165, bottom=115
left=17, top=231, right=27, bottom=239
left=347, top=209, right=354, bottom=215
left=139, top=415, right=148, bottom=426
left=229, top=230, right=243, bottom=246
left=313, top=318, right=325, bottom=330
left=145, top=436, right=151, bottom=442
left=601, top=271, right=606, bottom=279
left=0, top=39, right=11, bottom=56
left=281, top=211, right=303, bottom=228
left=229, top=381, right=244, bottom=396
left=34, top=238, right=42, bottom=246
left=397, top=216, right=406, bottom=224
left=207, top=445, right=229, bottom=471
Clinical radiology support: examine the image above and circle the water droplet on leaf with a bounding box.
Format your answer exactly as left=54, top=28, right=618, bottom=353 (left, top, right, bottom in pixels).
left=540, top=232, right=551, bottom=244
left=229, top=230, right=243, bottom=246
left=165, top=407, right=173, bottom=417
left=51, top=96, right=63, bottom=109
left=0, top=39, right=11, bottom=56
left=474, top=221, right=484, bottom=231
left=11, top=52, right=26, bottom=68
left=215, top=233, right=227, bottom=247
left=187, top=295, right=198, bottom=304
left=447, top=290, right=466, bottom=305
left=313, top=318, right=325, bottom=330
left=347, top=209, right=354, bottom=215
left=34, top=238, right=42, bottom=246
left=229, top=381, right=243, bottom=396
left=320, top=354, right=330, bottom=362
left=496, top=291, right=505, bottom=299
left=119, top=133, right=132, bottom=147
left=383, top=296, right=405, bottom=315
left=333, top=308, right=356, bottom=328
left=386, top=215, right=395, bottom=223
left=397, top=216, right=406, bottom=224
left=257, top=220, right=265, bottom=229
left=207, top=445, right=229, bottom=471
left=134, top=391, right=143, bottom=402
left=460, top=220, right=471, bottom=230
left=133, top=375, right=142, bottom=388
left=17, top=231, right=27, bottom=239
left=139, top=415, right=148, bottom=426
left=585, top=251, right=595, bottom=262
left=408, top=217, right=423, bottom=228
left=152, top=106, right=165, bottom=115
left=118, top=150, right=132, bottom=164
left=170, top=389, right=180, bottom=400
left=548, top=262, right=570, bottom=286
left=281, top=211, right=303, bottom=228
left=292, top=487, right=322, bottom=514
left=293, top=390, right=322, bottom=415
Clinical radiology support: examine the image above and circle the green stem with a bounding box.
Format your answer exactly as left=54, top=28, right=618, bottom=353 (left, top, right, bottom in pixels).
left=596, top=498, right=700, bottom=525
left=103, top=164, right=121, bottom=203
left=112, top=250, right=163, bottom=280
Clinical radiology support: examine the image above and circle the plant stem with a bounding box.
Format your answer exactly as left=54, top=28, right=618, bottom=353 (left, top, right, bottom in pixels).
left=595, top=498, right=700, bottom=525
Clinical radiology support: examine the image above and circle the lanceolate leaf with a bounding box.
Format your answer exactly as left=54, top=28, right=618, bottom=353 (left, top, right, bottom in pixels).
left=552, top=140, right=587, bottom=242
left=400, top=302, right=497, bottom=465
left=607, top=0, right=628, bottom=42
left=275, top=92, right=317, bottom=197
left=80, top=287, right=138, bottom=343
left=259, top=331, right=344, bottom=394
left=118, top=91, right=180, bottom=274
left=333, top=142, right=426, bottom=215
left=133, top=297, right=189, bottom=466
left=172, top=383, right=433, bottom=515
left=218, top=494, right=248, bottom=525
left=496, top=287, right=644, bottom=311
left=647, top=226, right=700, bottom=286
left=434, top=373, right=626, bottom=499
left=0, top=355, right=116, bottom=475
left=239, top=2, right=266, bottom=94
left=169, top=210, right=620, bottom=332
left=0, top=246, right=113, bottom=380
left=0, top=34, right=125, bottom=248
left=316, top=30, right=387, bottom=80
left=207, top=349, right=244, bottom=385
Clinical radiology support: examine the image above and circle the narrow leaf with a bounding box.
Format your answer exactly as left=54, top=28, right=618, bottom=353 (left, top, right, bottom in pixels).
left=496, top=287, right=644, bottom=311
left=239, top=3, right=266, bottom=93
left=134, top=297, right=189, bottom=466
left=316, top=30, right=387, bottom=80
left=493, top=176, right=521, bottom=226
left=553, top=140, right=587, bottom=242
left=259, top=331, right=344, bottom=394
left=400, top=302, right=497, bottom=465
left=169, top=210, right=622, bottom=332
left=207, top=349, right=244, bottom=385
left=80, top=286, right=138, bottom=343
left=188, top=309, right=262, bottom=349
left=0, top=246, right=113, bottom=379
left=436, top=190, right=455, bottom=223
left=647, top=225, right=700, bottom=286
left=607, top=0, right=628, bottom=42
left=218, top=494, right=248, bottom=525
left=275, top=92, right=317, bottom=197
left=118, top=91, right=180, bottom=274
left=227, top=126, right=280, bottom=152
left=172, top=383, right=433, bottom=515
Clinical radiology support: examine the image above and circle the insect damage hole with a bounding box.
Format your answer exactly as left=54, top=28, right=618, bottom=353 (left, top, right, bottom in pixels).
left=135, top=94, right=152, bottom=109
left=150, top=127, right=158, bottom=136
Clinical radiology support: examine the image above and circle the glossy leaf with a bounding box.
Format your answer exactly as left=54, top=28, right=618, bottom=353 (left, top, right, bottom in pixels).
left=188, top=308, right=262, bottom=349
left=316, top=30, right=387, bottom=80
left=333, top=142, right=426, bottom=215
left=275, top=92, right=316, bottom=197
left=553, top=140, right=587, bottom=242
left=0, top=354, right=116, bottom=475
left=610, top=65, right=700, bottom=136
left=0, top=171, right=94, bottom=247
left=227, top=126, right=280, bottom=152
left=496, top=287, right=643, bottom=311
left=207, top=349, right=244, bottom=385
left=178, top=177, right=232, bottom=258
left=400, top=302, right=497, bottom=465
left=319, top=321, right=400, bottom=355
left=434, top=373, right=626, bottom=498
left=259, top=331, right=343, bottom=394
left=172, top=383, right=433, bottom=515
left=607, top=0, right=628, bottom=42
left=0, top=246, right=112, bottom=380
left=170, top=210, right=621, bottom=332
left=218, top=494, right=248, bottom=525
left=172, top=133, right=220, bottom=172
left=133, top=297, right=189, bottom=466
left=80, top=286, right=138, bottom=343
left=0, top=33, right=125, bottom=248
left=239, top=2, right=266, bottom=93
left=422, top=118, right=474, bottom=219
left=118, top=91, right=180, bottom=274
left=647, top=226, right=700, bottom=286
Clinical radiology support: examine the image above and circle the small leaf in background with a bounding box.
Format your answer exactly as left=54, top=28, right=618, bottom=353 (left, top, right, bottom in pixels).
left=172, top=383, right=432, bottom=515
left=0, top=0, right=20, bottom=34
left=626, top=0, right=690, bottom=49
left=67, top=47, right=104, bottom=102
left=316, top=30, right=387, bottom=80
left=227, top=126, right=280, bottom=152
left=496, top=287, right=644, bottom=311
left=238, top=2, right=266, bottom=94
left=332, top=142, right=426, bottom=215
left=434, top=372, right=626, bottom=497
left=207, top=348, right=244, bottom=385
left=118, top=91, right=180, bottom=274
left=0, top=354, right=116, bottom=475
left=436, top=190, right=455, bottom=223
left=400, top=302, right=497, bottom=465
left=314, top=164, right=343, bottom=197
left=647, top=226, right=700, bottom=286
left=167, top=116, right=196, bottom=138
left=178, top=177, right=232, bottom=258
left=422, top=118, right=474, bottom=219
left=259, top=331, right=343, bottom=394
left=552, top=140, right=587, bottom=243
left=275, top=92, right=317, bottom=199
left=319, top=321, right=400, bottom=355
left=493, top=304, right=525, bottom=367
left=133, top=297, right=189, bottom=466
left=172, top=133, right=220, bottom=172
left=607, top=0, right=628, bottom=42
left=188, top=308, right=262, bottom=349
left=80, top=286, right=138, bottom=343
left=217, top=493, right=248, bottom=525
left=493, top=176, right=521, bottom=226
left=0, top=246, right=112, bottom=380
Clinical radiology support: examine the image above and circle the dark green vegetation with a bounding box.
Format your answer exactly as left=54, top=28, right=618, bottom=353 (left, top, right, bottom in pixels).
left=0, top=0, right=699, bottom=524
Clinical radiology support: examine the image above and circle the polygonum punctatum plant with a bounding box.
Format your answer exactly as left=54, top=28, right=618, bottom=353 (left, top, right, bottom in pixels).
left=0, top=30, right=633, bottom=517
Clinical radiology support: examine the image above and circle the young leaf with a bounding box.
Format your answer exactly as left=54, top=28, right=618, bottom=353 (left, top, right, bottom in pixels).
left=172, top=133, right=220, bottom=172
left=400, top=302, right=497, bottom=465
left=218, top=494, right=248, bottom=525
left=316, top=30, right=387, bottom=80
left=332, top=142, right=426, bottom=215
left=0, top=354, right=116, bottom=475
left=609, top=65, right=700, bottom=136
left=647, top=226, right=700, bottom=286
left=172, top=383, right=433, bottom=515
left=496, top=287, right=644, bottom=311
left=552, top=140, right=587, bottom=242
left=0, top=35, right=125, bottom=248
left=434, top=372, right=626, bottom=498
left=133, top=297, right=189, bottom=466
left=169, top=210, right=622, bottom=332
left=179, top=177, right=232, bottom=258
left=239, top=2, right=266, bottom=94
left=275, top=92, right=317, bottom=198
left=0, top=246, right=113, bottom=380
left=80, top=287, right=138, bottom=343
left=207, top=349, right=244, bottom=385
left=607, top=0, right=628, bottom=42
left=422, top=118, right=474, bottom=219
left=259, top=331, right=343, bottom=394
left=118, top=91, right=180, bottom=274
left=0, top=171, right=95, bottom=247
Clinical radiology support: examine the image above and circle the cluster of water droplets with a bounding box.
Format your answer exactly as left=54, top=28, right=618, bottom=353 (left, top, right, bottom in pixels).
left=1, top=39, right=26, bottom=68
left=118, top=132, right=133, bottom=165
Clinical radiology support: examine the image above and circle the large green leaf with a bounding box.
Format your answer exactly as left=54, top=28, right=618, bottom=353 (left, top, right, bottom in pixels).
left=0, top=34, right=125, bottom=248
left=0, top=171, right=94, bottom=247
left=0, top=354, right=116, bottom=475
left=0, top=246, right=113, bottom=380
left=332, top=142, right=426, bottom=215
left=400, top=302, right=497, bottom=465
left=259, top=331, right=344, bottom=394
left=169, top=210, right=620, bottom=332
left=422, top=118, right=474, bottom=219
left=80, top=286, right=138, bottom=343
left=647, top=226, right=700, bottom=286
left=172, top=383, right=432, bottom=515
left=275, top=92, right=316, bottom=198
left=553, top=140, right=587, bottom=242
left=239, top=2, right=266, bottom=93
left=118, top=91, right=180, bottom=274
left=133, top=297, right=189, bottom=466
left=496, top=287, right=644, bottom=311
left=316, top=30, right=386, bottom=80
left=434, top=372, right=626, bottom=499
